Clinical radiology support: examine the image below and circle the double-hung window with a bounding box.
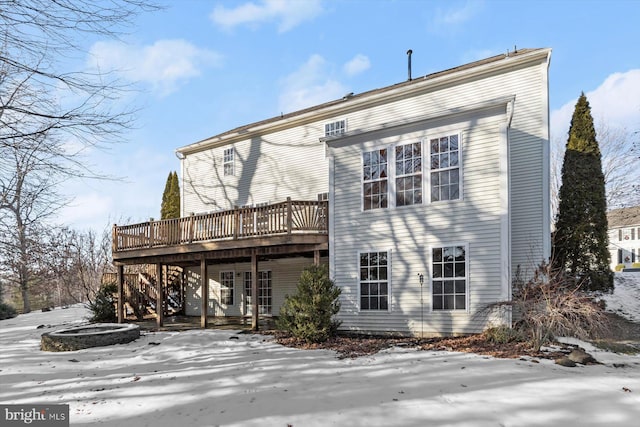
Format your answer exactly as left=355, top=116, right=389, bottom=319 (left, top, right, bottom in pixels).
left=359, top=251, right=389, bottom=310
left=220, top=271, right=234, bottom=305
left=223, top=147, right=234, bottom=176
left=430, top=134, right=460, bottom=202
left=363, top=149, right=388, bottom=210
left=432, top=245, right=467, bottom=310
left=395, top=142, right=422, bottom=207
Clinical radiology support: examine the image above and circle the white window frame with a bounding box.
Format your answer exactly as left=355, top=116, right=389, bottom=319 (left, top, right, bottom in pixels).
left=362, top=148, right=389, bottom=211
left=394, top=141, right=423, bottom=207
left=357, top=250, right=391, bottom=312
left=219, top=271, right=235, bottom=306
left=223, top=147, right=235, bottom=176
left=430, top=243, right=469, bottom=312
left=243, top=270, right=272, bottom=315
left=325, top=119, right=347, bottom=137
left=428, top=132, right=462, bottom=203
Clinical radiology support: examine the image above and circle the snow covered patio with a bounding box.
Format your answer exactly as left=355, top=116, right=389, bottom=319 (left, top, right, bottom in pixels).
left=2, top=275, right=640, bottom=426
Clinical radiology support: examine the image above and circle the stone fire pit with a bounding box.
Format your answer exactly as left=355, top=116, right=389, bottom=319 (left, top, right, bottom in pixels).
left=41, top=323, right=140, bottom=352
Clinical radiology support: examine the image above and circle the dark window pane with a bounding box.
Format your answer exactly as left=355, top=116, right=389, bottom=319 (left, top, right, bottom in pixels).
left=360, top=268, right=368, bottom=281
left=441, top=153, right=449, bottom=169
left=380, top=149, right=387, bottom=162
left=455, top=263, right=465, bottom=277
left=443, top=295, right=455, bottom=309
left=433, top=248, right=442, bottom=262
left=361, top=253, right=369, bottom=266
left=379, top=267, right=387, bottom=280
left=379, top=252, right=387, bottom=265
left=450, top=151, right=459, bottom=167
left=444, top=263, right=454, bottom=277
left=369, top=267, right=378, bottom=281
left=370, top=298, right=379, bottom=310
left=433, top=281, right=442, bottom=294
left=431, top=139, right=439, bottom=153
left=431, top=155, right=439, bottom=170
left=450, top=134, right=459, bottom=150
left=455, top=246, right=465, bottom=261
left=433, top=264, right=442, bottom=278
left=455, top=295, right=466, bottom=310
left=433, top=295, right=443, bottom=310
left=370, top=283, right=379, bottom=295
left=440, top=137, right=449, bottom=152
left=380, top=297, right=388, bottom=310
left=455, top=280, right=466, bottom=293
left=361, top=297, right=369, bottom=310
left=380, top=282, right=388, bottom=295
left=444, top=281, right=454, bottom=294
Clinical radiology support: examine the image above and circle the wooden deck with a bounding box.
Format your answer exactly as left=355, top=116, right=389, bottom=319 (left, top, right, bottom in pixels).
left=112, top=198, right=328, bottom=265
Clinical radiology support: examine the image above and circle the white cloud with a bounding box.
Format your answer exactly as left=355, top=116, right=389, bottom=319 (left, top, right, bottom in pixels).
left=278, top=54, right=348, bottom=113
left=343, top=54, right=371, bottom=77
left=210, top=0, right=324, bottom=33
left=550, top=69, right=640, bottom=142
left=432, top=0, right=482, bottom=28
left=88, top=39, right=222, bottom=97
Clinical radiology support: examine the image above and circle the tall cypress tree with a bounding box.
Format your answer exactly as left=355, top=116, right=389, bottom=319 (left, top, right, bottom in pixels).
left=553, top=93, right=613, bottom=292
left=160, top=171, right=180, bottom=219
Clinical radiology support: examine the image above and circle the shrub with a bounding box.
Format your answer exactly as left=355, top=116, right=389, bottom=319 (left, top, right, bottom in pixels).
left=483, top=325, right=524, bottom=344
left=86, top=282, right=117, bottom=323
left=511, top=262, right=609, bottom=351
left=615, top=264, right=625, bottom=272
left=632, top=262, right=640, bottom=269
left=0, top=302, right=17, bottom=320
left=276, top=264, right=341, bottom=343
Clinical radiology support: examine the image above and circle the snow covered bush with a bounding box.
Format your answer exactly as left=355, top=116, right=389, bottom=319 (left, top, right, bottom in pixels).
left=276, top=264, right=341, bottom=343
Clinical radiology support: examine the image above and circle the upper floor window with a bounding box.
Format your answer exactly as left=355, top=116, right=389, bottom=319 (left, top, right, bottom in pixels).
left=219, top=271, right=234, bottom=305
left=363, top=148, right=388, bottom=210
left=395, top=142, right=422, bottom=207
left=430, top=134, right=460, bottom=202
left=359, top=251, right=389, bottom=310
left=325, top=119, right=346, bottom=137
left=432, top=245, right=467, bottom=311
left=223, top=147, right=235, bottom=176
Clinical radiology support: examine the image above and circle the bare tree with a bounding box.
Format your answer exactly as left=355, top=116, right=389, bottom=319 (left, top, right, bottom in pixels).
left=0, top=0, right=159, bottom=312
left=551, top=122, right=640, bottom=222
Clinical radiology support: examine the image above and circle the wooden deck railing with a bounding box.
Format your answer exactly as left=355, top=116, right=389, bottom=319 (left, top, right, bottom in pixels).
left=113, top=198, right=328, bottom=252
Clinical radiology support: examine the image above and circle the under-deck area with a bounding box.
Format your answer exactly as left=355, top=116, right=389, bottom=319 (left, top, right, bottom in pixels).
left=111, top=198, right=329, bottom=330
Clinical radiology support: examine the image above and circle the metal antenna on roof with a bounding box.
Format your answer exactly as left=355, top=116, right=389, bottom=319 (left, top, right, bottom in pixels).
left=407, top=49, right=413, bottom=81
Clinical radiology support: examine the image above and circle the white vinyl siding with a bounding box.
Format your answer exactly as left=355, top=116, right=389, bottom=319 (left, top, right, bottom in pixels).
left=184, top=257, right=327, bottom=317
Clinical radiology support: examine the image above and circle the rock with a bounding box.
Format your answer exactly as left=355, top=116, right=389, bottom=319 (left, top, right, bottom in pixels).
left=567, top=349, right=597, bottom=365
left=555, top=357, right=577, bottom=367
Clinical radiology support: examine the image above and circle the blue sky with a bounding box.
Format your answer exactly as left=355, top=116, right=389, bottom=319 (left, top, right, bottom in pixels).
left=58, top=0, right=640, bottom=232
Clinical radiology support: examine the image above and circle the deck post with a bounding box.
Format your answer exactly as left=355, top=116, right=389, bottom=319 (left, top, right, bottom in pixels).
left=286, top=197, right=292, bottom=235
left=117, top=265, right=124, bottom=323
left=156, top=263, right=164, bottom=328
left=148, top=218, right=154, bottom=248
left=201, top=257, right=208, bottom=328
left=251, top=251, right=259, bottom=331
left=314, top=250, right=321, bottom=266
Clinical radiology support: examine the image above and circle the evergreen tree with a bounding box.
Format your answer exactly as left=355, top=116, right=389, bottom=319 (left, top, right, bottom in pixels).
left=276, top=264, right=341, bottom=343
left=160, top=171, right=180, bottom=219
left=553, top=93, right=613, bottom=292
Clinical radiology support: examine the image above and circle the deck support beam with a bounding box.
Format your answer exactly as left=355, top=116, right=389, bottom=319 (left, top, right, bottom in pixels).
left=251, top=251, right=259, bottom=331
left=200, top=257, right=208, bottom=328
left=117, top=265, right=124, bottom=323
left=314, top=250, right=321, bottom=266
left=156, top=263, right=164, bottom=328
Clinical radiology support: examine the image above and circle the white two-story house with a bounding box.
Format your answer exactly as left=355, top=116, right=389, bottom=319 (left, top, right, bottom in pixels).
left=112, top=47, right=551, bottom=336
left=608, top=206, right=640, bottom=270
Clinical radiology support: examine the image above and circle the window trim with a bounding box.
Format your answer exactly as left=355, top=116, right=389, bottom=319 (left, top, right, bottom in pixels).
left=429, top=243, right=469, bottom=313
left=325, top=119, right=347, bottom=137
left=223, top=147, right=235, bottom=176
left=219, top=270, right=235, bottom=306
left=428, top=132, right=463, bottom=204
left=357, top=249, right=392, bottom=313
left=361, top=147, right=389, bottom=211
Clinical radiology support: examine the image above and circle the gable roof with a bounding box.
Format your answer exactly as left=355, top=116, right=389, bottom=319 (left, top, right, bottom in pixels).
left=607, top=206, right=640, bottom=228
left=177, top=47, right=550, bottom=155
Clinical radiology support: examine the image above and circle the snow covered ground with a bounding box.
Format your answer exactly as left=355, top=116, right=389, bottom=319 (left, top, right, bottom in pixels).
left=1, top=274, right=640, bottom=427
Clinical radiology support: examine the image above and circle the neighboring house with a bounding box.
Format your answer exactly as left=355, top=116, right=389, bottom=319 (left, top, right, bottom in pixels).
left=607, top=206, right=640, bottom=270
left=112, top=48, right=552, bottom=336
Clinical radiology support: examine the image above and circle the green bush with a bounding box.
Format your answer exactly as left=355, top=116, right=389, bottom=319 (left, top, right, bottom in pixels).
left=483, top=325, right=523, bottom=344
left=276, top=265, right=341, bottom=343
left=86, top=282, right=117, bottom=322
left=0, top=302, right=17, bottom=320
